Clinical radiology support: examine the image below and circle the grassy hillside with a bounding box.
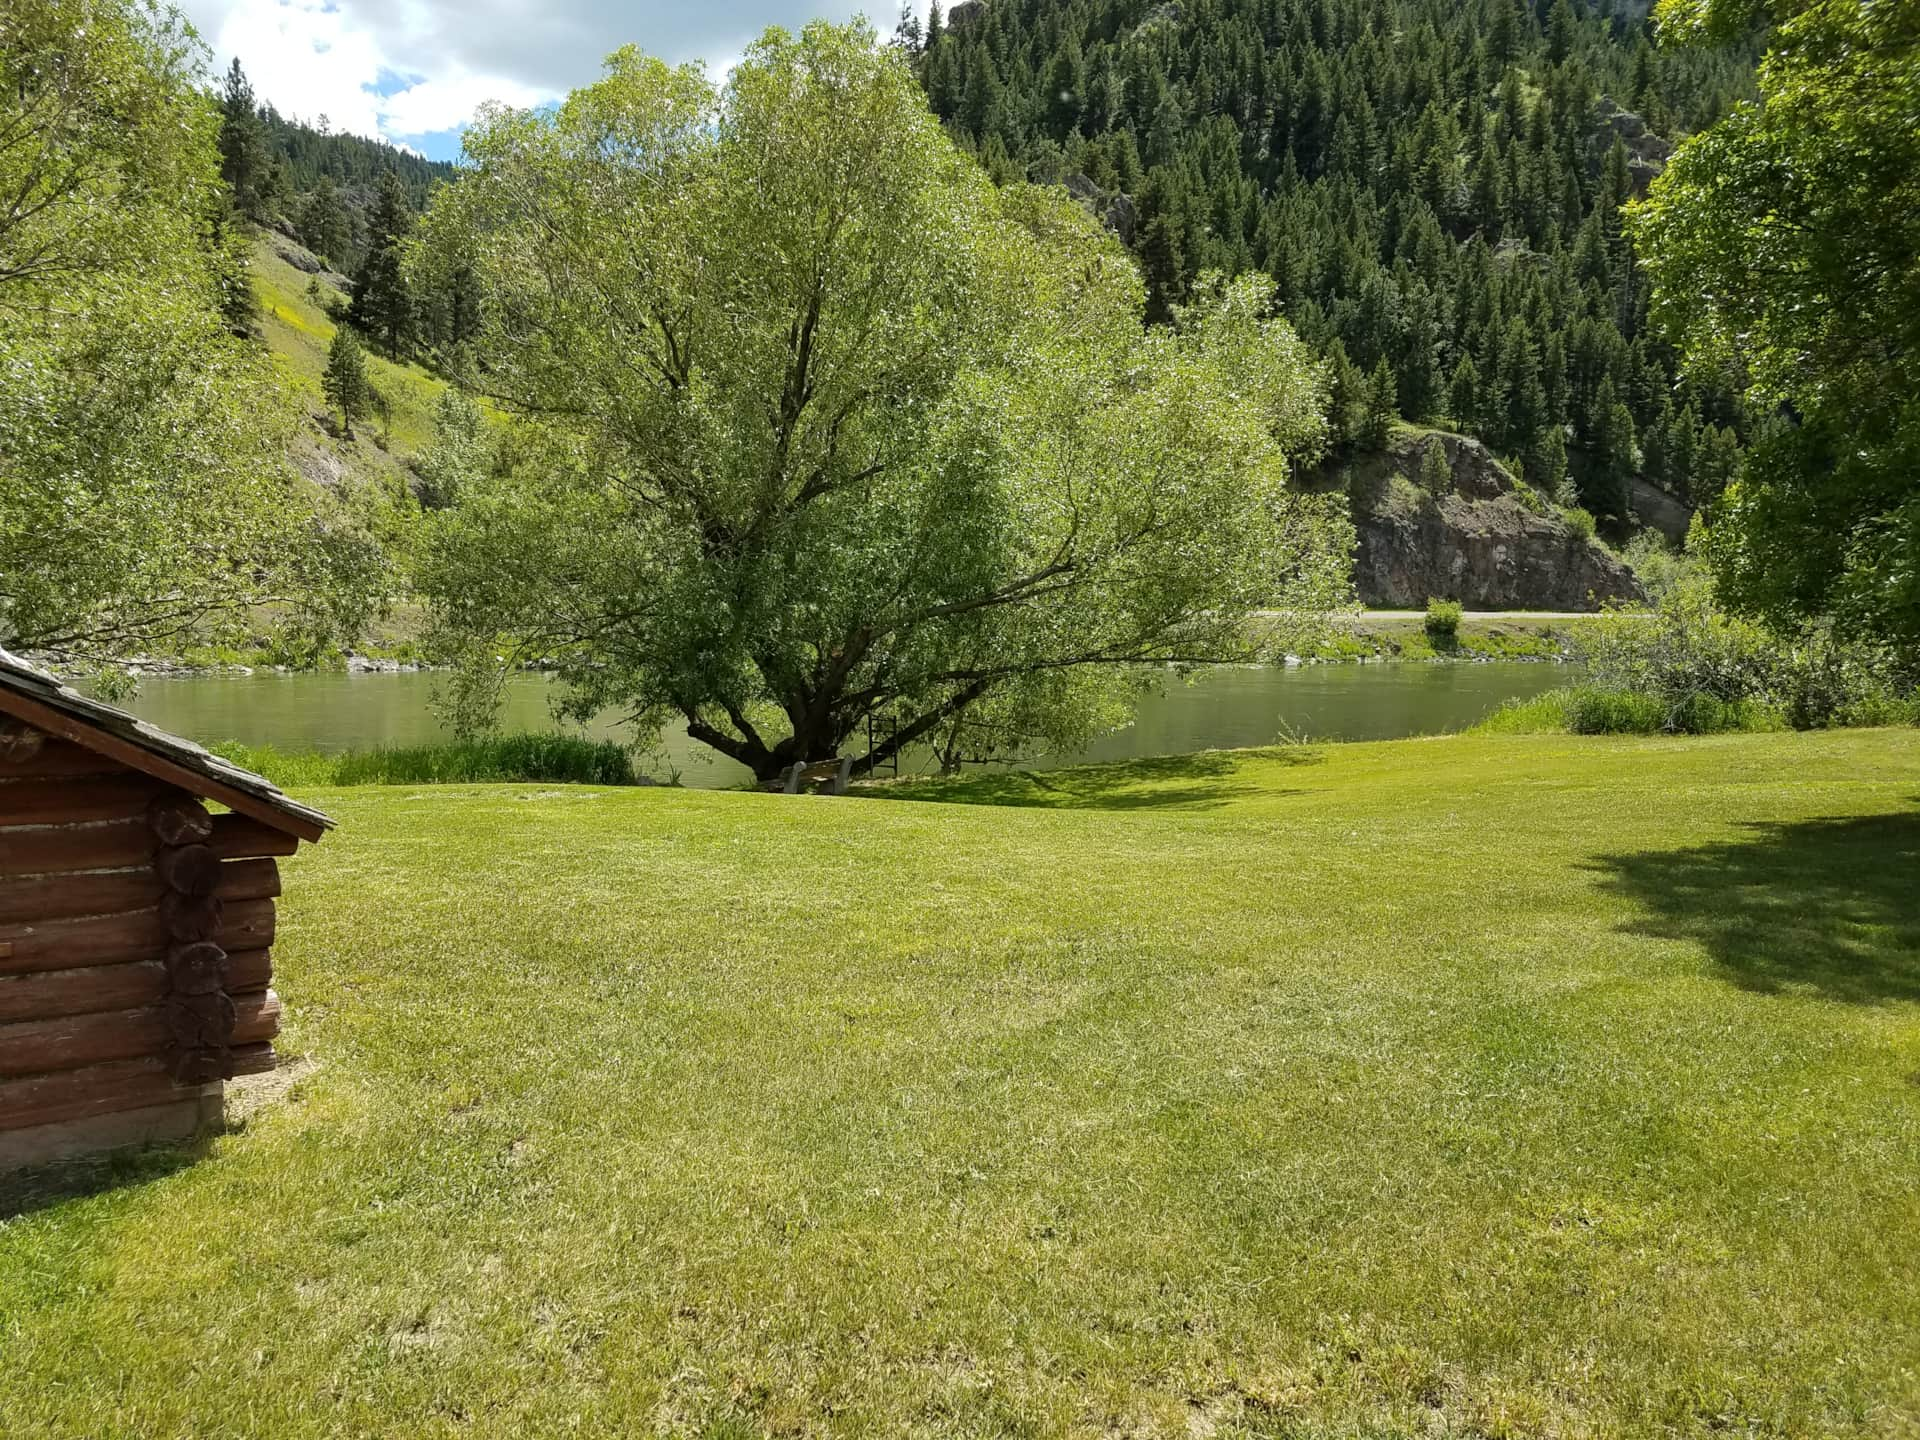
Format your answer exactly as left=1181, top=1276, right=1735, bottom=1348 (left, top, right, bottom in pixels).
left=187, top=231, right=447, bottom=665
left=250, top=231, right=448, bottom=474
left=4, top=729, right=1918, bottom=1435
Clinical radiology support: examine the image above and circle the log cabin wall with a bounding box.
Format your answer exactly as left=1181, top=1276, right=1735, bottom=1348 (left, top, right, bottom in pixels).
left=0, top=718, right=289, bottom=1170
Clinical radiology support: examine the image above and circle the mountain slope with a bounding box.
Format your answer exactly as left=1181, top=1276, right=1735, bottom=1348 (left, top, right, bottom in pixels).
left=249, top=230, right=448, bottom=491
left=908, top=0, right=1753, bottom=525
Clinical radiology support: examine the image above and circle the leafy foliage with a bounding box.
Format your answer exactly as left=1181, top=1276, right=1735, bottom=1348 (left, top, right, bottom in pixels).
left=0, top=0, right=377, bottom=662
left=1633, top=0, right=1920, bottom=647
left=1479, top=683, right=1786, bottom=733
left=1424, top=597, right=1463, bottom=642
left=1495, top=576, right=1920, bottom=732
left=416, top=22, right=1351, bottom=780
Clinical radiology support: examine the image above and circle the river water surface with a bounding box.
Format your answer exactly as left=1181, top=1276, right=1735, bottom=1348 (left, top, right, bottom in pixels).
left=120, top=663, right=1570, bottom=789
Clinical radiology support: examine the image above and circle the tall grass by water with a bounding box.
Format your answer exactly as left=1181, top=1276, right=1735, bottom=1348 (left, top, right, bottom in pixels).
left=220, top=734, right=640, bottom=788
left=1477, top=685, right=1792, bottom=735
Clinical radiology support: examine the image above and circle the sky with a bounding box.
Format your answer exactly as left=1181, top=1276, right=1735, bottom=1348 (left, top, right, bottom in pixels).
left=178, top=0, right=878, bottom=161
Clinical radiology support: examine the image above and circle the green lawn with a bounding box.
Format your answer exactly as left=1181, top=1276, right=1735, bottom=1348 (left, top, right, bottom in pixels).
left=4, top=731, right=1919, bottom=1436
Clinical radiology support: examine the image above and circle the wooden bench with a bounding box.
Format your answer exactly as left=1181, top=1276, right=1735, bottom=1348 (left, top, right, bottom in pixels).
left=777, top=757, right=854, bottom=795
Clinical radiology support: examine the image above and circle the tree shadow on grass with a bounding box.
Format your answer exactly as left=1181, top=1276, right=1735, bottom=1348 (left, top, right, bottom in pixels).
left=0, top=1136, right=204, bottom=1221
left=876, top=747, right=1322, bottom=812
left=1590, top=807, right=1920, bottom=1004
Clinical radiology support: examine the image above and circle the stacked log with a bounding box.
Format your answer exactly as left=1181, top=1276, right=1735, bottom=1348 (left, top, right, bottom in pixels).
left=0, top=725, right=288, bottom=1153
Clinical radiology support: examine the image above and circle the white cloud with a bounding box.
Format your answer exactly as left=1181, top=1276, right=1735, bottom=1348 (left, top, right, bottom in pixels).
left=182, top=0, right=557, bottom=144
left=180, top=0, right=879, bottom=147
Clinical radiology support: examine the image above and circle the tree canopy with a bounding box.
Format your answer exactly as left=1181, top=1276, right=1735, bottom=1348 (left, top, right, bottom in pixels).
left=1633, top=0, right=1920, bottom=647
left=416, top=21, right=1350, bottom=780
left=0, top=0, right=375, bottom=662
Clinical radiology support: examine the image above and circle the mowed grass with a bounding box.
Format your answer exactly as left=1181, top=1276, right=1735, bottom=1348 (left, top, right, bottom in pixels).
left=3, top=731, right=1920, bottom=1436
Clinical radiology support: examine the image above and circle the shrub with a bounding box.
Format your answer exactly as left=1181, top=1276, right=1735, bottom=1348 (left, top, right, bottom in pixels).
left=1619, top=531, right=1699, bottom=603
left=1480, top=578, right=1920, bottom=737
left=1475, top=687, right=1578, bottom=733
left=1477, top=686, right=1784, bottom=736
left=1424, top=599, right=1463, bottom=644
left=1561, top=506, right=1597, bottom=541
left=1568, top=687, right=1781, bottom=735
left=1581, top=578, right=1779, bottom=707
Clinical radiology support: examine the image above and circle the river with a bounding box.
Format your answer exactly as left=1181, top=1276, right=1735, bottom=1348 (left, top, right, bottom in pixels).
left=118, top=663, right=1571, bottom=789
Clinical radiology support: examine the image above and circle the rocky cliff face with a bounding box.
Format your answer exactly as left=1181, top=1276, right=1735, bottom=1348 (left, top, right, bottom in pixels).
left=1309, top=431, right=1646, bottom=611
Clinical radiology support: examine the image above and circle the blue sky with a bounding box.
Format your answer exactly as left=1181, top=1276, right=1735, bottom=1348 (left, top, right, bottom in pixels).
left=179, top=0, right=879, bottom=161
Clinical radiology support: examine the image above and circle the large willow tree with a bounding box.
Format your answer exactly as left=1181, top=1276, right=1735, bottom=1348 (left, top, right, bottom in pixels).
left=417, top=21, right=1350, bottom=779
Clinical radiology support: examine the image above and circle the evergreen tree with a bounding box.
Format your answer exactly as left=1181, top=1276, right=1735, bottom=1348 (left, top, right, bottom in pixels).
left=1138, top=213, right=1186, bottom=324
left=1360, top=357, right=1398, bottom=449
left=1546, top=0, right=1578, bottom=67
left=218, top=59, right=271, bottom=220
left=323, top=328, right=370, bottom=438
left=1536, top=425, right=1573, bottom=507
left=299, top=177, right=353, bottom=267
left=1583, top=376, right=1636, bottom=516
left=1325, top=339, right=1368, bottom=446
left=1449, top=355, right=1481, bottom=433
left=350, top=171, right=415, bottom=358
left=1419, top=436, right=1454, bottom=494
left=908, top=0, right=1756, bottom=508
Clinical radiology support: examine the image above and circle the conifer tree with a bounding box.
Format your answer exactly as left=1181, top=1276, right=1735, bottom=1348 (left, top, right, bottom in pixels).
left=1449, top=355, right=1481, bottom=433
left=1325, top=340, right=1368, bottom=446
left=1419, top=436, right=1453, bottom=494
left=910, top=0, right=1754, bottom=509
left=323, top=328, right=370, bottom=438
left=1360, top=358, right=1398, bottom=449
left=350, top=171, right=416, bottom=358
left=218, top=58, right=271, bottom=220
left=300, top=177, right=353, bottom=267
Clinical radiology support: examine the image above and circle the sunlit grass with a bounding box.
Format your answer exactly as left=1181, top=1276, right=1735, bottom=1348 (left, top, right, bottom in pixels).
left=3, top=729, right=1918, bottom=1436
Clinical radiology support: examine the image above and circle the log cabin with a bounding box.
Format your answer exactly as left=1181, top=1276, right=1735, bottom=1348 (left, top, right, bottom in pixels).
left=0, top=649, right=332, bottom=1170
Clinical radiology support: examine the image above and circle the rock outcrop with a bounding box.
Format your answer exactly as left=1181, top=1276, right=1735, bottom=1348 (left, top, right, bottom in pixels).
left=1309, top=431, right=1646, bottom=611
left=1063, top=172, right=1138, bottom=245
left=1592, top=96, right=1674, bottom=195
left=1626, top=476, right=1693, bottom=546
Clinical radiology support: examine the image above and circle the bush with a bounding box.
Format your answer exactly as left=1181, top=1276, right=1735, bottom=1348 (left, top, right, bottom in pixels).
left=219, top=734, right=641, bottom=788
left=1561, top=506, right=1597, bottom=541
left=1568, top=687, right=1781, bottom=735
left=1619, top=531, right=1699, bottom=603
left=1475, top=688, right=1579, bottom=733
left=1581, top=578, right=1780, bottom=707
left=1478, top=578, right=1919, bottom=737
left=1424, top=598, right=1463, bottom=644
left=1477, top=686, right=1785, bottom=736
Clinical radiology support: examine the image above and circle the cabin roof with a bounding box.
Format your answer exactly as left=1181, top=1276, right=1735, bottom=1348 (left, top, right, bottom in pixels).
left=0, top=649, right=333, bottom=843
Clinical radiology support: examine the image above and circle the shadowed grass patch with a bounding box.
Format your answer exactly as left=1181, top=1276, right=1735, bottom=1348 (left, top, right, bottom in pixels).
left=874, top=746, right=1322, bottom=810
